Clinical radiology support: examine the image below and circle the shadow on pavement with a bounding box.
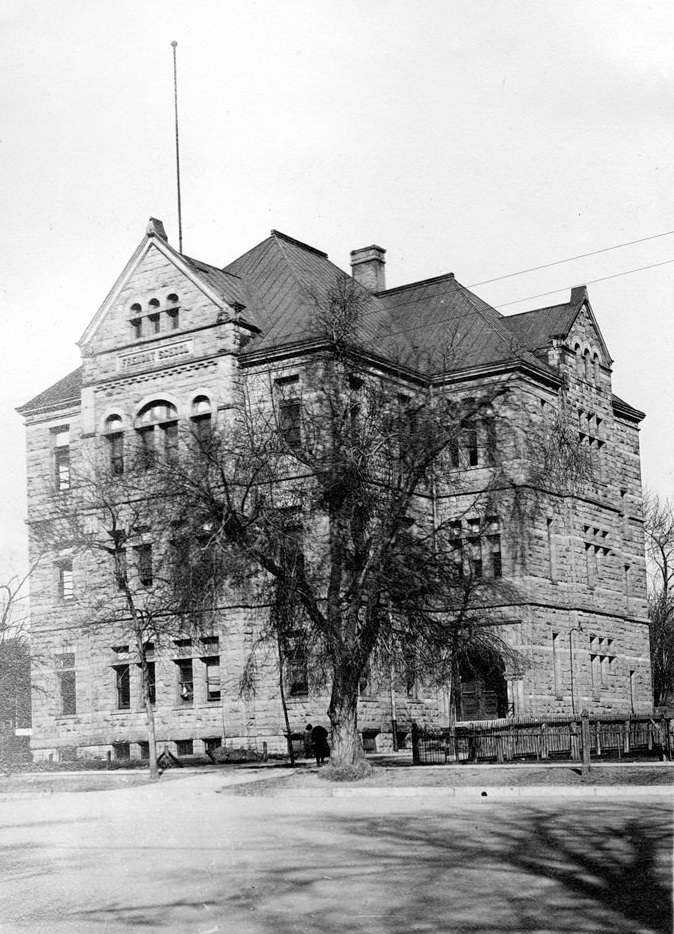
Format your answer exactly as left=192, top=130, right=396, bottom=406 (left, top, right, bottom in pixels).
left=49, top=801, right=674, bottom=933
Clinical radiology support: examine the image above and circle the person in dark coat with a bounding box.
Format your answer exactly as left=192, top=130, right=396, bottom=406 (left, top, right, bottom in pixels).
left=311, top=724, right=330, bottom=766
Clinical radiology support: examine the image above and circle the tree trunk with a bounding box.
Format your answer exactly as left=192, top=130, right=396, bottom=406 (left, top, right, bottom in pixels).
left=276, top=630, right=295, bottom=765
left=136, top=636, right=159, bottom=781
left=327, top=676, right=364, bottom=767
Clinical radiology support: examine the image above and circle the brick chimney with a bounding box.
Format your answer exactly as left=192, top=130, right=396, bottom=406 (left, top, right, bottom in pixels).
left=350, top=244, right=386, bottom=292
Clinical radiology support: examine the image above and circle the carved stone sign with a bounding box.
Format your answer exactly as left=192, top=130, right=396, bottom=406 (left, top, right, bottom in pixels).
left=118, top=339, right=193, bottom=372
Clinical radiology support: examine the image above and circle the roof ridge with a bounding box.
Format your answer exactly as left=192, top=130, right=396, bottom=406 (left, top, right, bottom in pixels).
left=376, top=271, right=455, bottom=296
left=270, top=229, right=328, bottom=258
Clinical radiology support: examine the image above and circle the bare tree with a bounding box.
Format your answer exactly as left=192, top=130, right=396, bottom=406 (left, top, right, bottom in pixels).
left=33, top=446, right=204, bottom=779
left=644, top=492, right=674, bottom=706
left=166, top=281, right=523, bottom=772
left=0, top=567, right=34, bottom=749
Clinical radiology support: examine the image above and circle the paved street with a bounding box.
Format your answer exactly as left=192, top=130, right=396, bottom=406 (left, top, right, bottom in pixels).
left=0, top=771, right=671, bottom=934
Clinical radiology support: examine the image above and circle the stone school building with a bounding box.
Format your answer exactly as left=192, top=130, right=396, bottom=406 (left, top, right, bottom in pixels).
left=19, top=220, right=653, bottom=761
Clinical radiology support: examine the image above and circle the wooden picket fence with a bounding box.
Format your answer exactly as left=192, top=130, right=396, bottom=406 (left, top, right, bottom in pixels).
left=411, top=714, right=672, bottom=765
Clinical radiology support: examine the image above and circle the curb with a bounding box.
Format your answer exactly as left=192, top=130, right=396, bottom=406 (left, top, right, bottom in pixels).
left=225, top=782, right=674, bottom=799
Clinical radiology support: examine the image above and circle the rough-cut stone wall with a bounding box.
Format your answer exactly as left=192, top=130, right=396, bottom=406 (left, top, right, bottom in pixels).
left=22, top=254, right=652, bottom=761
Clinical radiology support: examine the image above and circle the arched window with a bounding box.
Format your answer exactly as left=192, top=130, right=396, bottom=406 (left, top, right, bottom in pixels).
left=584, top=349, right=592, bottom=382
left=105, top=414, right=124, bottom=476
left=130, top=303, right=143, bottom=341
left=593, top=353, right=601, bottom=384
left=191, top=395, right=212, bottom=443
left=166, top=294, right=180, bottom=330
left=135, top=400, right=178, bottom=468
left=574, top=343, right=582, bottom=377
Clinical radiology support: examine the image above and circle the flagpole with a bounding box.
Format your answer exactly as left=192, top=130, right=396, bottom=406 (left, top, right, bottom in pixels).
left=171, top=41, right=183, bottom=254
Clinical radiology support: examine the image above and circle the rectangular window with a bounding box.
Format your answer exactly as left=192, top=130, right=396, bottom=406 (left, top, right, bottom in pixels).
left=204, top=656, right=221, bottom=702
left=284, top=630, right=308, bottom=696
left=484, top=415, right=497, bottom=466
left=114, top=548, right=127, bottom=591
left=144, top=661, right=156, bottom=706
left=163, top=422, right=178, bottom=464
left=449, top=520, right=463, bottom=579
left=138, top=741, right=149, bottom=760
left=546, top=517, right=555, bottom=581
left=466, top=519, right=482, bottom=578
left=113, top=742, right=130, bottom=760
left=115, top=664, right=130, bottom=710
left=629, top=670, right=636, bottom=714
left=52, top=427, right=71, bottom=491
left=176, top=739, right=193, bottom=756
left=57, top=560, right=74, bottom=601
left=205, top=737, right=222, bottom=756
left=552, top=632, right=562, bottom=698
left=279, top=400, right=301, bottom=448
left=135, top=544, right=153, bottom=587
left=177, top=659, right=194, bottom=704
left=191, top=414, right=212, bottom=444
left=486, top=517, right=502, bottom=578
left=462, top=401, right=478, bottom=467
left=109, top=433, right=124, bottom=476
left=56, top=653, right=76, bottom=716
left=138, top=427, right=156, bottom=469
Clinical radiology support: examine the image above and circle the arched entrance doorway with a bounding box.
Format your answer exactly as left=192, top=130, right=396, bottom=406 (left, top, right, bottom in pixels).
left=455, top=654, right=508, bottom=721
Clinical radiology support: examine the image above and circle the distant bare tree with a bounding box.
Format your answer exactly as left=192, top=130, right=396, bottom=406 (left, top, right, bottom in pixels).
left=644, top=492, right=674, bottom=706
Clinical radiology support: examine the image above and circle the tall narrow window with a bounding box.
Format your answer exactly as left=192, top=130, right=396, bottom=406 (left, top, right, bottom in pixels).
left=284, top=630, right=308, bottom=696
left=205, top=656, right=221, bottom=702
left=462, top=401, right=478, bottom=467
left=167, top=294, right=180, bottom=330
left=135, top=544, right=153, bottom=587
left=483, top=415, right=497, bottom=466
left=449, top=520, right=463, bottom=579
left=466, top=519, right=482, bottom=578
left=57, top=559, right=74, bottom=601
left=486, top=517, right=502, bottom=578
left=546, top=517, right=555, bottom=581
left=56, top=653, right=76, bottom=716
left=115, top=664, right=131, bottom=710
left=140, top=643, right=156, bottom=706
left=177, top=659, right=194, bottom=704
left=624, top=564, right=631, bottom=611
left=105, top=415, right=124, bottom=476
left=130, top=303, right=143, bottom=341
left=191, top=395, right=212, bottom=444
left=114, top=548, right=127, bottom=590
left=279, top=400, right=301, bottom=448
left=52, top=426, right=71, bottom=491
left=629, top=670, right=636, bottom=714
left=552, top=632, right=562, bottom=698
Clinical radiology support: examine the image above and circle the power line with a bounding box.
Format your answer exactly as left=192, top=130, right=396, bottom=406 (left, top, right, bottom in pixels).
left=494, top=257, right=674, bottom=309
left=468, top=228, right=674, bottom=288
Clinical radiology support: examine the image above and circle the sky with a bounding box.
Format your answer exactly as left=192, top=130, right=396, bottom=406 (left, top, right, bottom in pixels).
left=1, top=0, right=673, bottom=579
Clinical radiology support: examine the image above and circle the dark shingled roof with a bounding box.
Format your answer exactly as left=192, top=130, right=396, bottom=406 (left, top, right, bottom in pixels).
left=17, top=366, right=83, bottom=415
left=19, top=230, right=634, bottom=416
left=501, top=303, right=579, bottom=353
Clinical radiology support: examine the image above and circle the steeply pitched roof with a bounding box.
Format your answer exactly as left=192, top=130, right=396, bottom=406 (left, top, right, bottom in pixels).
left=20, top=228, right=628, bottom=416
left=501, top=302, right=578, bottom=353
left=17, top=367, right=83, bottom=415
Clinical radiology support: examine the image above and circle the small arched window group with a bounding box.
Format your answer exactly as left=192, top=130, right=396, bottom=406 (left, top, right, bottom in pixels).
left=129, top=294, right=180, bottom=341
left=103, top=394, right=213, bottom=474
left=574, top=344, right=601, bottom=385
